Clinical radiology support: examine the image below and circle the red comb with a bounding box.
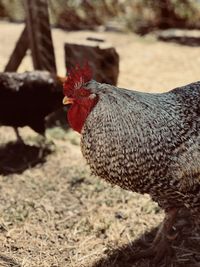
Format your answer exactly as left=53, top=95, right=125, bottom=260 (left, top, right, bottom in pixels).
left=63, top=62, right=92, bottom=96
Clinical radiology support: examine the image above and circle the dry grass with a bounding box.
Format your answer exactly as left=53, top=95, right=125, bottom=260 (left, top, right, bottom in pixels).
left=0, top=127, right=162, bottom=267
left=1, top=22, right=200, bottom=267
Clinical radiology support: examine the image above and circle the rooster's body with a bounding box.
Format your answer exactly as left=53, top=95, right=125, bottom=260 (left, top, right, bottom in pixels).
left=63, top=64, right=200, bottom=261
left=81, top=81, right=200, bottom=214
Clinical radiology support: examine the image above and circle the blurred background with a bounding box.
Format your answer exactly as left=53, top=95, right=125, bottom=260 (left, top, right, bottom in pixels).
left=0, top=1, right=200, bottom=267
left=1, top=0, right=200, bottom=86
left=1, top=0, right=200, bottom=33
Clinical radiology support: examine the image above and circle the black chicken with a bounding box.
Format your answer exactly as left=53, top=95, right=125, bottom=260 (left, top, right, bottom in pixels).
left=0, top=71, right=63, bottom=141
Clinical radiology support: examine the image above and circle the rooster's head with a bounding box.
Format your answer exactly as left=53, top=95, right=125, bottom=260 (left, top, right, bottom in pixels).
left=63, top=63, right=98, bottom=133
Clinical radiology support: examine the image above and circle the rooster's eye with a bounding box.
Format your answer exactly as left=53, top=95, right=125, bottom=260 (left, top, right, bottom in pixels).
left=77, top=89, right=89, bottom=97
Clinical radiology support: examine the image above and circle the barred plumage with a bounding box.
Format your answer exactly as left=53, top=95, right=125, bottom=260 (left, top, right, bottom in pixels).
left=81, top=80, right=200, bottom=214
left=64, top=76, right=200, bottom=261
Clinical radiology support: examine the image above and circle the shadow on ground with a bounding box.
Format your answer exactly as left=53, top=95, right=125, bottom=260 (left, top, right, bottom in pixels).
left=158, top=36, right=200, bottom=46
left=0, top=141, right=52, bottom=175
left=92, top=211, right=200, bottom=267
left=93, top=226, right=159, bottom=267
left=0, top=254, right=21, bottom=267
left=157, top=30, right=200, bottom=47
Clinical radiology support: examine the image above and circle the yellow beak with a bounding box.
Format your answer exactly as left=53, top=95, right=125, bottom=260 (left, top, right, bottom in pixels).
left=63, top=96, right=74, bottom=105
left=57, top=76, right=67, bottom=83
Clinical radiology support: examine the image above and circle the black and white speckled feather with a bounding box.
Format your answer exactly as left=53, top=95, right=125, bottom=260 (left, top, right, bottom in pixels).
left=81, top=80, right=200, bottom=214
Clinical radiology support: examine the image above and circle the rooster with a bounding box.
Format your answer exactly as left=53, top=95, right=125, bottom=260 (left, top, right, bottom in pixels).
left=63, top=64, right=200, bottom=262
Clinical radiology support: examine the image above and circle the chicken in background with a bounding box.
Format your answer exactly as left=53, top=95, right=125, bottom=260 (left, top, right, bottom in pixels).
left=0, top=71, right=64, bottom=143
left=63, top=63, right=200, bottom=262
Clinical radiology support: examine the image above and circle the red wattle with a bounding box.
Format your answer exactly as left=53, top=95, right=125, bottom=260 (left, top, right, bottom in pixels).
left=67, top=97, right=98, bottom=133
left=67, top=104, right=89, bottom=133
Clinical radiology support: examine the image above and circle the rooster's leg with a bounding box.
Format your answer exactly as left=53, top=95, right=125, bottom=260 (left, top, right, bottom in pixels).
left=14, top=127, right=24, bottom=144
left=133, top=208, right=179, bottom=263
left=36, top=133, right=46, bottom=158
left=37, top=133, right=55, bottom=158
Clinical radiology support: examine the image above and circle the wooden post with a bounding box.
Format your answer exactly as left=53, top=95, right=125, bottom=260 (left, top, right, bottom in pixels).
left=65, top=42, right=119, bottom=85
left=4, top=0, right=57, bottom=73
left=25, top=0, right=57, bottom=73
left=4, top=26, right=29, bottom=72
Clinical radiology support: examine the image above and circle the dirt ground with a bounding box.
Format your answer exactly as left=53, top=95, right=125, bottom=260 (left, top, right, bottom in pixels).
left=1, top=21, right=200, bottom=267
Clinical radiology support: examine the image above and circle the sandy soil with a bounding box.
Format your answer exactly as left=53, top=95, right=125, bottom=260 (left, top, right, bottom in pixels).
left=0, top=21, right=200, bottom=267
